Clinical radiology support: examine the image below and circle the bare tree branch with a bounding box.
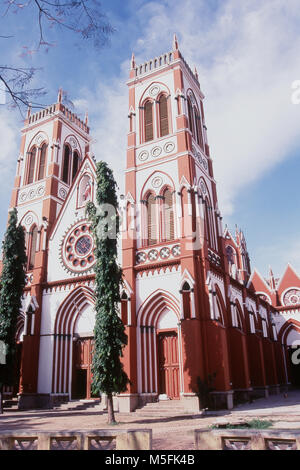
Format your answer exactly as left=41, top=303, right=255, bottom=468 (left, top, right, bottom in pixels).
left=1, top=0, right=114, bottom=113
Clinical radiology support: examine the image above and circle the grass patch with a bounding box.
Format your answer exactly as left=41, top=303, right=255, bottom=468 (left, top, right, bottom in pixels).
left=211, top=419, right=273, bottom=430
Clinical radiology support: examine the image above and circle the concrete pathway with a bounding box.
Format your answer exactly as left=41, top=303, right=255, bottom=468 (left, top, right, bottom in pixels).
left=0, top=390, right=300, bottom=449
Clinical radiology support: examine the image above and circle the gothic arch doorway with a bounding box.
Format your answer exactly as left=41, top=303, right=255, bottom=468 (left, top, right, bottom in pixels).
left=137, top=291, right=182, bottom=401
left=279, top=320, right=300, bottom=387
left=52, top=286, right=96, bottom=400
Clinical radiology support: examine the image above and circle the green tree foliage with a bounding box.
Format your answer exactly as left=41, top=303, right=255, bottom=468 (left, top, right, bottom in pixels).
left=86, top=161, right=129, bottom=423
left=0, top=208, right=27, bottom=412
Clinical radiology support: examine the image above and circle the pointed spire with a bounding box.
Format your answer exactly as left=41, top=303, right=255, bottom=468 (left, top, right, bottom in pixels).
left=131, top=52, right=136, bottom=70
left=194, top=66, right=199, bottom=81
left=26, top=103, right=31, bottom=119
left=57, top=87, right=63, bottom=104
left=84, top=111, right=89, bottom=126
left=235, top=225, right=240, bottom=245
left=269, top=266, right=276, bottom=290
left=173, top=33, right=179, bottom=51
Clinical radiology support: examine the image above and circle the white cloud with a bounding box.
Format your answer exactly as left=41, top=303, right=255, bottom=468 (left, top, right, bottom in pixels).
left=0, top=108, right=19, bottom=191
left=84, top=0, right=300, bottom=217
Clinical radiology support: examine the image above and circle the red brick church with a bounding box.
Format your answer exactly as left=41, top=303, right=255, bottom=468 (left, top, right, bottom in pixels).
left=2, top=36, right=298, bottom=411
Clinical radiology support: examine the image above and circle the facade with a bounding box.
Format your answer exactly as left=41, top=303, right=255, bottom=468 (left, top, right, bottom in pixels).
left=2, top=36, right=294, bottom=411
left=250, top=265, right=300, bottom=387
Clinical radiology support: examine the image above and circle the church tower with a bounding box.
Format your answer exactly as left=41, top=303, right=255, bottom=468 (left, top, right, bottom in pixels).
left=120, top=36, right=226, bottom=412
left=11, top=91, right=90, bottom=404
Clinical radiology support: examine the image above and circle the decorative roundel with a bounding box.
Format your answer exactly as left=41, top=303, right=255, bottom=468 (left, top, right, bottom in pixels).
left=164, top=142, right=175, bottom=153
left=283, top=289, right=300, bottom=306
left=171, top=245, right=181, bottom=257
left=149, top=85, right=160, bottom=96
left=151, top=176, right=163, bottom=188
left=160, top=247, right=170, bottom=259
left=200, top=180, right=207, bottom=195
left=136, top=251, right=146, bottom=264
left=202, top=158, right=208, bottom=171
left=24, top=214, right=33, bottom=226
left=148, top=249, right=158, bottom=261
left=61, top=221, right=95, bottom=274
left=151, top=146, right=162, bottom=158
left=138, top=150, right=149, bottom=162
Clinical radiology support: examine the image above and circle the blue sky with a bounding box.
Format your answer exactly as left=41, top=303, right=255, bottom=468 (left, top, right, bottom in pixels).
left=1, top=0, right=300, bottom=279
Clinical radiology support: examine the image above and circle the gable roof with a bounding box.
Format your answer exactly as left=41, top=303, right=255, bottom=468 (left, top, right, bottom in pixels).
left=49, top=154, right=96, bottom=241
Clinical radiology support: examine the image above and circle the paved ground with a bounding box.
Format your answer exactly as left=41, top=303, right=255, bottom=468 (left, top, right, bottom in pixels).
left=1, top=390, right=300, bottom=450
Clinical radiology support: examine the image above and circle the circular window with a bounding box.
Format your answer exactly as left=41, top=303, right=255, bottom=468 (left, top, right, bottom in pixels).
left=75, top=236, right=92, bottom=256
left=283, top=289, right=300, bottom=306
left=61, top=222, right=95, bottom=274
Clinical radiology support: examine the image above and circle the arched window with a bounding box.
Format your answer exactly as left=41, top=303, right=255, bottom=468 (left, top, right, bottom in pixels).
left=27, top=147, right=37, bottom=184
left=163, top=189, right=174, bottom=241
left=144, top=101, right=154, bottom=142
left=204, top=197, right=216, bottom=249
left=182, top=282, right=191, bottom=319
left=195, top=111, right=204, bottom=150
left=29, top=225, right=38, bottom=270
left=204, top=200, right=211, bottom=247
left=38, top=143, right=47, bottom=180
left=147, top=193, right=157, bottom=245
left=121, top=291, right=128, bottom=325
left=159, top=95, right=169, bottom=137
left=187, top=98, right=195, bottom=139
left=72, top=151, right=79, bottom=182
left=62, top=145, right=70, bottom=184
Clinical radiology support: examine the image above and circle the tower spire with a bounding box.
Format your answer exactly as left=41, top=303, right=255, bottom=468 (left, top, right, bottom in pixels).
left=194, top=66, right=199, bottom=81
left=26, top=103, right=31, bottom=119
left=269, top=266, right=276, bottom=290
left=57, top=87, right=63, bottom=104
left=131, top=52, right=136, bottom=70
left=84, top=110, right=89, bottom=126
left=173, top=33, right=179, bottom=51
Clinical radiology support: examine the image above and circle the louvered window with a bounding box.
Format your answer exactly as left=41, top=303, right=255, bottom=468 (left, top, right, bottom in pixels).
left=62, top=145, right=70, bottom=184
left=29, top=225, right=38, bottom=269
left=204, top=200, right=211, bottom=247
left=72, top=151, right=79, bottom=181
left=147, top=194, right=157, bottom=245
left=164, top=189, right=175, bottom=241
left=27, top=147, right=36, bottom=184
left=144, top=101, right=153, bottom=142
left=159, top=95, right=169, bottom=137
left=38, top=143, right=47, bottom=180
left=195, top=112, right=204, bottom=150
left=187, top=99, right=195, bottom=138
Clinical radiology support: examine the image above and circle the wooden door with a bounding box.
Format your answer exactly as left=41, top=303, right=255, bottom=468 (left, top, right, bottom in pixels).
left=72, top=338, right=94, bottom=399
left=158, top=330, right=180, bottom=399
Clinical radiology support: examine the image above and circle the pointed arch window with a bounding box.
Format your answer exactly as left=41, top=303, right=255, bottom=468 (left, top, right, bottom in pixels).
left=195, top=111, right=204, bottom=150
left=163, top=189, right=175, bottom=241
left=187, top=98, right=195, bottom=139
left=62, top=145, right=71, bottom=184
left=147, top=193, right=157, bottom=246
left=29, top=225, right=38, bottom=270
left=38, top=143, right=47, bottom=180
left=144, top=101, right=154, bottom=142
left=159, top=95, right=169, bottom=137
left=182, top=282, right=192, bottom=319
left=72, top=150, right=79, bottom=182
left=27, top=147, right=37, bottom=184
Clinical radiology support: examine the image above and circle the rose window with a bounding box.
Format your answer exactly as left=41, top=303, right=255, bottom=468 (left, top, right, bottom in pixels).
left=283, top=289, right=300, bottom=306
left=61, top=222, right=95, bottom=274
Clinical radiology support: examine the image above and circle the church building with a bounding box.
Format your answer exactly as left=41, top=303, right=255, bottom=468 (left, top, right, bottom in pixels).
left=2, top=36, right=296, bottom=412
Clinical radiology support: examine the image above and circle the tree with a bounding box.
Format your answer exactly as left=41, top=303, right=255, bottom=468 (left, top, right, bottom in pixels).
left=1, top=1, right=114, bottom=113
left=86, top=161, right=129, bottom=424
left=0, top=208, right=27, bottom=414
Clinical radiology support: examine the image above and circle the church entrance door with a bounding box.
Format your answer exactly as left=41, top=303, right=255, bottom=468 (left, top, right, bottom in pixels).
left=72, top=337, right=94, bottom=399
left=158, top=330, right=180, bottom=399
